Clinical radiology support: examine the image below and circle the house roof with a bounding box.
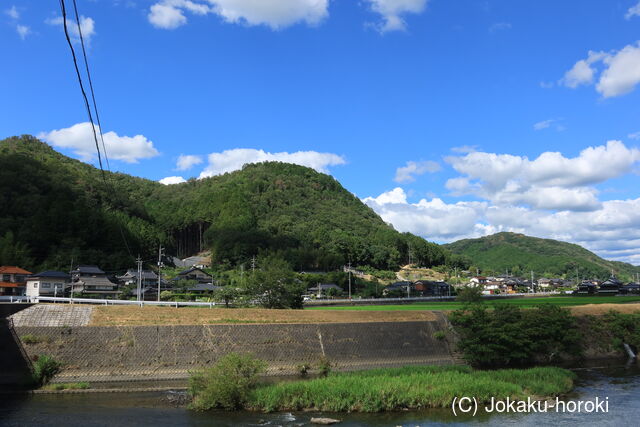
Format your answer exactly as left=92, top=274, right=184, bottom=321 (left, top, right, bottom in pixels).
left=75, top=276, right=117, bottom=286
left=29, top=271, right=70, bottom=279
left=72, top=265, right=105, bottom=275
left=118, top=269, right=158, bottom=280
left=188, top=283, right=222, bottom=292
left=177, top=267, right=211, bottom=277
left=0, top=282, right=20, bottom=288
left=308, top=283, right=342, bottom=291
left=0, top=266, right=32, bottom=275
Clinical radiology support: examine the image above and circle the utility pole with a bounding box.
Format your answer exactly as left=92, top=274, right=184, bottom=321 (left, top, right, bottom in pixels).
left=531, top=270, right=534, bottom=293
left=136, top=255, right=143, bottom=302
left=251, top=256, right=256, bottom=273
left=347, top=260, right=352, bottom=299
left=69, top=256, right=74, bottom=299
left=157, top=245, right=164, bottom=302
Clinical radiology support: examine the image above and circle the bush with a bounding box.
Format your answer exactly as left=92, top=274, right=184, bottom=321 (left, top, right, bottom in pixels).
left=32, top=354, right=62, bottom=386
left=433, top=331, right=446, bottom=341
left=21, top=334, right=47, bottom=344
left=456, top=285, right=483, bottom=303
left=449, top=304, right=582, bottom=368
left=317, top=356, right=332, bottom=377
left=189, top=353, right=267, bottom=410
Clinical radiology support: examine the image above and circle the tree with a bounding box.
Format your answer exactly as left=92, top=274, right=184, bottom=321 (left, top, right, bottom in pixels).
left=243, top=255, right=305, bottom=309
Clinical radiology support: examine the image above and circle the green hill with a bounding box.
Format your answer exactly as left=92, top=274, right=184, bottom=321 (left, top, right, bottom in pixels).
left=444, top=232, right=640, bottom=281
left=0, top=135, right=451, bottom=272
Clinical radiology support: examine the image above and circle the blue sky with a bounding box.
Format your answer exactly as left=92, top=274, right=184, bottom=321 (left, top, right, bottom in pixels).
left=2, top=0, right=640, bottom=265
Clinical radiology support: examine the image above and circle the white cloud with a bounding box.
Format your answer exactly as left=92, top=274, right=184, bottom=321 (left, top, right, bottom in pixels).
left=46, top=15, right=96, bottom=44
left=561, top=42, right=640, bottom=98
left=366, top=0, right=429, bottom=33
left=539, top=81, right=554, bottom=89
left=533, top=119, right=554, bottom=130
left=451, top=145, right=478, bottom=154
left=444, top=141, right=640, bottom=211
left=364, top=188, right=640, bottom=264
left=38, top=122, right=160, bottom=164
left=198, top=148, right=346, bottom=178
left=626, top=1, right=640, bottom=19
left=148, top=0, right=329, bottom=30
left=489, top=22, right=511, bottom=33
left=394, top=160, right=441, bottom=183
left=176, top=154, right=203, bottom=171
left=629, top=131, right=640, bottom=140
left=16, top=25, right=30, bottom=40
left=5, top=5, right=19, bottom=19
left=159, top=176, right=187, bottom=185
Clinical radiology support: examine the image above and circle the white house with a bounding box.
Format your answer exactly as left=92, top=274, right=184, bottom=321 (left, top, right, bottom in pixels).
left=25, top=271, right=70, bottom=298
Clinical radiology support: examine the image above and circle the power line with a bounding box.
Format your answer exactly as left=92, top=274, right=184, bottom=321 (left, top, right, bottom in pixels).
left=71, top=0, right=111, bottom=172
left=58, top=0, right=134, bottom=261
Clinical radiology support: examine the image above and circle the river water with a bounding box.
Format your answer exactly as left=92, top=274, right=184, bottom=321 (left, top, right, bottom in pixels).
left=1, top=364, right=638, bottom=426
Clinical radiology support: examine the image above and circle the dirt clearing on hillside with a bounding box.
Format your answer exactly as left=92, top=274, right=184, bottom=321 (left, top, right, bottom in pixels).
left=90, top=306, right=438, bottom=326
left=569, top=303, right=640, bottom=316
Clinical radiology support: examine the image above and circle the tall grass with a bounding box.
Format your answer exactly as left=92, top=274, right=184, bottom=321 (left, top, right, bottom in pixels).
left=247, top=366, right=575, bottom=412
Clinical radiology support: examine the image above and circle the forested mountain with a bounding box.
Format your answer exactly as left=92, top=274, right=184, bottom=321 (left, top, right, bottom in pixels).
left=444, top=232, right=640, bottom=281
left=0, top=135, right=456, bottom=272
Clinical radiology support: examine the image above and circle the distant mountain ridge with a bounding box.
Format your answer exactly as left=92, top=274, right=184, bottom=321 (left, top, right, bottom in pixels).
left=444, top=232, right=640, bottom=281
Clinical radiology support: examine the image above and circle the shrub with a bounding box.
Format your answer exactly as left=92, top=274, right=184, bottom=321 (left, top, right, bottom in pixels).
left=189, top=353, right=267, bottom=410
left=317, top=356, right=332, bottom=377
left=449, top=304, right=582, bottom=368
left=456, top=285, right=483, bottom=303
left=297, top=363, right=311, bottom=377
left=32, top=354, right=62, bottom=386
left=433, top=331, right=446, bottom=341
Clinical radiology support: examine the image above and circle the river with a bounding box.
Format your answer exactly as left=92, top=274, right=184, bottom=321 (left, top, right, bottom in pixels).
left=1, top=364, right=638, bottom=426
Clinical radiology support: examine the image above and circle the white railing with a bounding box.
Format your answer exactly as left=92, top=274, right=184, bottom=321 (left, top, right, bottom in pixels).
left=29, top=296, right=217, bottom=308
left=0, top=295, right=32, bottom=303
left=303, top=291, right=561, bottom=305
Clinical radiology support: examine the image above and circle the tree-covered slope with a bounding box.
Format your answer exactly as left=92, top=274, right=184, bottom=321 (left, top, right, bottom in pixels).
left=0, top=135, right=450, bottom=272
left=444, top=232, right=640, bottom=281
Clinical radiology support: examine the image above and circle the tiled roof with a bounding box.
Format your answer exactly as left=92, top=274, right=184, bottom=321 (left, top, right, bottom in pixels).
left=0, top=266, right=32, bottom=275
left=0, top=282, right=20, bottom=288
left=29, top=271, right=70, bottom=279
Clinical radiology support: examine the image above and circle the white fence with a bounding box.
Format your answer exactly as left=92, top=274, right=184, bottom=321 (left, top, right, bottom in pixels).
left=304, top=291, right=561, bottom=305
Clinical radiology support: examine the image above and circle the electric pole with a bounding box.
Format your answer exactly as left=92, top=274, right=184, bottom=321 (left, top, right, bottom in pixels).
left=136, top=255, right=143, bottom=302
left=157, top=245, right=164, bottom=302
left=347, top=260, right=352, bottom=299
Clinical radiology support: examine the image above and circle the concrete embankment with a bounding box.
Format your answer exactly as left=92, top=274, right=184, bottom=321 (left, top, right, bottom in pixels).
left=8, top=305, right=457, bottom=384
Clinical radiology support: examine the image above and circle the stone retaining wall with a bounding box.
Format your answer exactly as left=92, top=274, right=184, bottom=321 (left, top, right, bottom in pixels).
left=14, top=316, right=457, bottom=382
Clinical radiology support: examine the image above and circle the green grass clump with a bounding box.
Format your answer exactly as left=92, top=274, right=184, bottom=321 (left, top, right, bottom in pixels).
left=246, top=365, right=575, bottom=412
left=42, top=382, right=90, bottom=391
left=21, top=334, right=48, bottom=344
left=32, top=354, right=62, bottom=386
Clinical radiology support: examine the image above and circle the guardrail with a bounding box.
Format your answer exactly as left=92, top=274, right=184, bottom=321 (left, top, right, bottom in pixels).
left=0, top=296, right=31, bottom=303
left=303, top=291, right=561, bottom=305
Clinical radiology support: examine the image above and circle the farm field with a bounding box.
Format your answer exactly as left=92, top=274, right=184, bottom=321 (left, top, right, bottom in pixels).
left=307, top=296, right=640, bottom=311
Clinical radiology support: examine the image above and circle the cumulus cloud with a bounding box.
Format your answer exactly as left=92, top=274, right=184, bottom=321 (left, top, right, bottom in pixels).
left=5, top=5, right=19, bottom=19
left=38, top=122, right=160, bottom=164
left=626, top=1, right=640, bottom=20
left=489, top=22, right=511, bottom=33
left=198, top=148, right=346, bottom=178
left=46, top=15, right=96, bottom=44
left=176, top=154, right=203, bottom=171
left=443, top=141, right=640, bottom=211
left=16, top=24, right=30, bottom=40
left=365, top=0, right=429, bottom=33
left=363, top=188, right=640, bottom=264
left=394, top=160, right=441, bottom=183
left=159, top=176, right=187, bottom=185
left=561, top=42, right=640, bottom=98
left=148, top=0, right=329, bottom=30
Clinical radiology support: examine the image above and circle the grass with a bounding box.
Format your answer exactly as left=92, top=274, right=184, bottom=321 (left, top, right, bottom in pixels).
left=246, top=365, right=576, bottom=412
left=307, top=296, right=640, bottom=311
left=20, top=334, right=49, bottom=344
left=42, top=382, right=90, bottom=391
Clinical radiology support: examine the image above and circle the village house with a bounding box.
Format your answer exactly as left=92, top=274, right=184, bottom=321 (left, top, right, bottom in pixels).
left=308, top=283, right=343, bottom=297
left=70, top=265, right=120, bottom=298
left=413, top=280, right=452, bottom=297
left=469, top=276, right=487, bottom=287
left=117, top=269, right=159, bottom=288
left=173, top=267, right=212, bottom=284
left=0, top=266, right=32, bottom=296
left=25, top=271, right=70, bottom=298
